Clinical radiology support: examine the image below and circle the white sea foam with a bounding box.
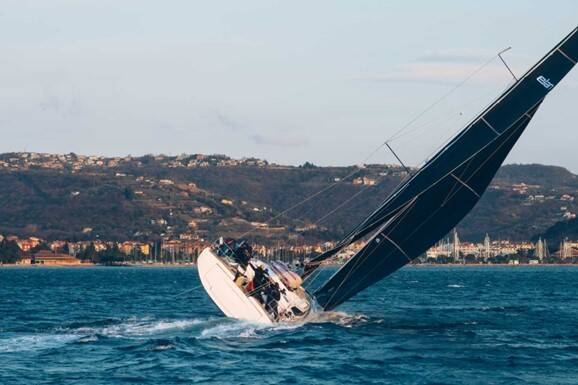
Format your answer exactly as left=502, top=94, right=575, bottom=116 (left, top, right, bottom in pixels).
left=199, top=321, right=259, bottom=339
left=448, top=284, right=464, bottom=288
left=151, top=343, right=175, bottom=351
left=74, top=318, right=202, bottom=338
left=305, top=311, right=367, bottom=327
left=0, top=317, right=204, bottom=353
left=0, top=334, right=79, bottom=353
left=198, top=317, right=303, bottom=340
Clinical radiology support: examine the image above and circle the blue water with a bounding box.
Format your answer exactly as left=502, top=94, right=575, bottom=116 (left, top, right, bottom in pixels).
left=1, top=266, right=578, bottom=385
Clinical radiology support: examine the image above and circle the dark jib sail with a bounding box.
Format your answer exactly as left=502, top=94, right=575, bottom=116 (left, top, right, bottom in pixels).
left=311, top=27, right=578, bottom=311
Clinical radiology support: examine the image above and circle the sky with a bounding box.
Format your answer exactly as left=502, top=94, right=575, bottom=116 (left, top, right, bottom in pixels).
left=1, top=1, right=577, bottom=171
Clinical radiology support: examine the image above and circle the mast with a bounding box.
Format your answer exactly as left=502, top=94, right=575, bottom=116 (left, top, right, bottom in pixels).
left=311, top=26, right=578, bottom=311
left=484, top=233, right=491, bottom=261
left=451, top=228, right=460, bottom=262
left=536, top=237, right=544, bottom=260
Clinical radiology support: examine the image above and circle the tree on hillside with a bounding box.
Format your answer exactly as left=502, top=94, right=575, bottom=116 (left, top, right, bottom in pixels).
left=79, top=242, right=97, bottom=262
left=300, top=161, right=317, bottom=169
left=124, top=187, right=135, bottom=201
left=0, top=239, right=22, bottom=264
left=98, top=244, right=125, bottom=265
left=30, top=242, right=51, bottom=253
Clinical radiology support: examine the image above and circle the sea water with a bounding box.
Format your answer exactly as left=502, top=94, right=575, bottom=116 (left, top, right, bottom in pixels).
left=1, top=266, right=578, bottom=385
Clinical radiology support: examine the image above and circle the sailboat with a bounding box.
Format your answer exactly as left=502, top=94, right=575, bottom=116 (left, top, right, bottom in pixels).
left=198, top=26, right=578, bottom=324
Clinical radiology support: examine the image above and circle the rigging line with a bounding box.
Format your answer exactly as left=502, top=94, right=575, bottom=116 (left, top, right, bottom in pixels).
left=394, top=78, right=514, bottom=166
left=240, top=51, right=509, bottom=241
left=237, top=139, right=396, bottom=239
left=416, top=78, right=515, bottom=166
left=321, top=78, right=516, bottom=252
left=301, top=48, right=510, bottom=243
left=442, top=155, right=479, bottom=207
left=397, top=124, right=527, bottom=250
left=313, top=152, right=418, bottom=252
left=557, top=48, right=577, bottom=65
left=313, top=188, right=370, bottom=226
left=385, top=142, right=411, bottom=174
left=444, top=115, right=536, bottom=205
left=331, top=197, right=430, bottom=299
left=339, top=114, right=531, bottom=299
left=312, top=169, right=398, bottom=226
left=387, top=49, right=506, bottom=142
left=498, top=47, right=518, bottom=81
left=319, top=197, right=418, bottom=307
left=380, top=234, right=412, bottom=262
left=308, top=172, right=404, bottom=260
left=481, top=117, right=500, bottom=136
left=237, top=168, right=359, bottom=238
left=315, top=98, right=545, bottom=266
left=320, top=220, right=395, bottom=307
left=303, top=262, right=326, bottom=287
left=390, top=77, right=514, bottom=144
left=320, top=211, right=415, bottom=309
left=313, top=159, right=412, bottom=228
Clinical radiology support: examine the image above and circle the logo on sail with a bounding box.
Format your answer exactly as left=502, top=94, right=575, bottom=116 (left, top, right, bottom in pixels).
left=537, top=76, right=554, bottom=90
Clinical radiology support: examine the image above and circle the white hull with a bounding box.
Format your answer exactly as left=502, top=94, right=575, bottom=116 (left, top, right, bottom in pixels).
left=197, top=248, right=274, bottom=324
left=197, top=247, right=311, bottom=324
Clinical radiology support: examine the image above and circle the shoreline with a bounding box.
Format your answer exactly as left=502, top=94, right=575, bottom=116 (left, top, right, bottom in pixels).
left=2, top=263, right=578, bottom=268
left=0, top=263, right=195, bottom=268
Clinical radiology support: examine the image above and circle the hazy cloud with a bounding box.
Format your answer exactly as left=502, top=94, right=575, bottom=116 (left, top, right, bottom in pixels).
left=358, top=48, right=530, bottom=85
left=215, top=112, right=243, bottom=132
left=358, top=62, right=519, bottom=86
left=249, top=133, right=308, bottom=147
left=416, top=49, right=497, bottom=64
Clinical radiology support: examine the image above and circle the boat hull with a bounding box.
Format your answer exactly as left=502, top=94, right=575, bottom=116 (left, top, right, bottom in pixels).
left=197, top=247, right=274, bottom=324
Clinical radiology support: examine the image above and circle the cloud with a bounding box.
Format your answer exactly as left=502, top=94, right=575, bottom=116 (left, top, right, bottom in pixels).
left=364, top=63, right=511, bottom=85
left=249, top=133, right=308, bottom=147
left=356, top=49, right=525, bottom=86
left=416, top=49, right=496, bottom=64
left=215, top=112, right=243, bottom=132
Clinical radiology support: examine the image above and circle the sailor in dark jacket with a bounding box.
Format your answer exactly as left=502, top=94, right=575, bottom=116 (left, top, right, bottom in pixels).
left=265, top=282, right=281, bottom=319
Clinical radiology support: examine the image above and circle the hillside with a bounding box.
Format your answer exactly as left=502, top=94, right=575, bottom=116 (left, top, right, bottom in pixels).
left=0, top=153, right=576, bottom=244
left=539, top=218, right=578, bottom=244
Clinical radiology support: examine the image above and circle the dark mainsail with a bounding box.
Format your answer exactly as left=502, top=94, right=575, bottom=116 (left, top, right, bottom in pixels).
left=311, top=26, right=578, bottom=311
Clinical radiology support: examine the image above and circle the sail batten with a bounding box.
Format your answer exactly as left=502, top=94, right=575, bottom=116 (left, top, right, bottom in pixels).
left=311, top=27, right=578, bottom=310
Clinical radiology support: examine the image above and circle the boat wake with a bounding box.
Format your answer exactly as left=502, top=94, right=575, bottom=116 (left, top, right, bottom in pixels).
left=0, top=311, right=375, bottom=354
left=0, top=317, right=204, bottom=353
left=0, top=334, right=80, bottom=353
left=305, top=310, right=369, bottom=327
left=71, top=317, right=202, bottom=338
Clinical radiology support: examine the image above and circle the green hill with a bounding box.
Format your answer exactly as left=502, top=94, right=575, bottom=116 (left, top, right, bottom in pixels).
left=0, top=153, right=576, bottom=244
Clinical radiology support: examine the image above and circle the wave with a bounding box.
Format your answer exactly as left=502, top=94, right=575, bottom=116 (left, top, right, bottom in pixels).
left=61, top=318, right=203, bottom=339
left=194, top=309, right=371, bottom=340
left=305, top=311, right=369, bottom=327
left=0, top=317, right=204, bottom=353
left=73, top=317, right=202, bottom=338
left=0, top=311, right=377, bottom=354
left=198, top=317, right=304, bottom=340
left=0, top=333, right=79, bottom=353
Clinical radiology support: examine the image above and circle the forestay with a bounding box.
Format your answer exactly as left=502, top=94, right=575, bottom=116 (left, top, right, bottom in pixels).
left=311, top=27, right=578, bottom=311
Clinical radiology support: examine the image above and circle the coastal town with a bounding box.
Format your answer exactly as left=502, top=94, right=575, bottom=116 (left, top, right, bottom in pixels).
left=1, top=231, right=577, bottom=266
left=0, top=152, right=272, bottom=171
